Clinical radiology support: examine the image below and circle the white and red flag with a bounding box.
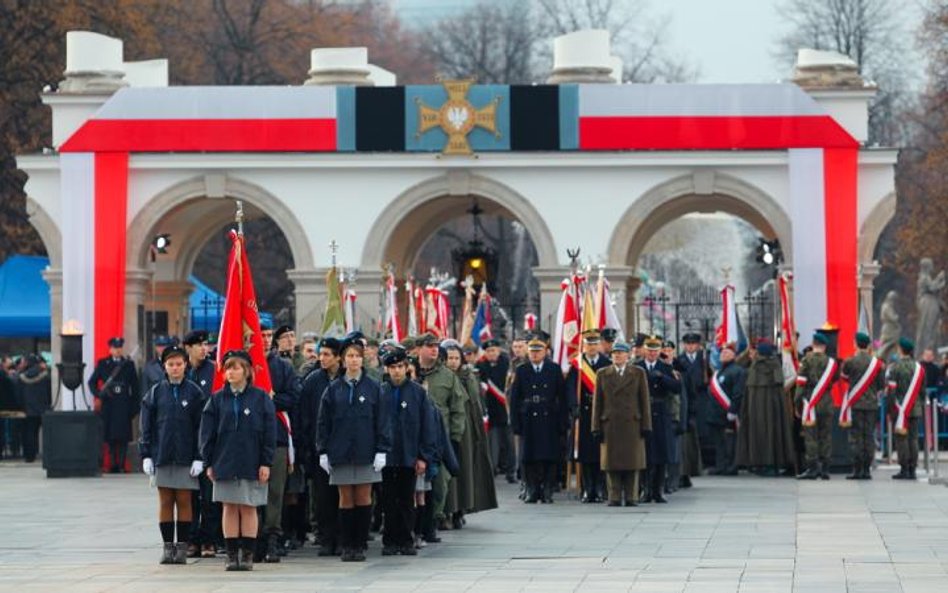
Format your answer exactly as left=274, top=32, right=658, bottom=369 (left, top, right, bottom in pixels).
left=553, top=275, right=581, bottom=374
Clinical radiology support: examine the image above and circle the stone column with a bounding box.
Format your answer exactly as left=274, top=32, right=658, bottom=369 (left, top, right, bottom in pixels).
left=42, top=268, right=63, bottom=397
left=858, top=261, right=881, bottom=337
left=287, top=268, right=325, bottom=336
left=125, top=268, right=151, bottom=365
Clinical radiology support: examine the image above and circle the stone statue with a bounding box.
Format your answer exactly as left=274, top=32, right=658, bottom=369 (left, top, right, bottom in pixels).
left=915, top=258, right=946, bottom=354
left=878, top=290, right=901, bottom=362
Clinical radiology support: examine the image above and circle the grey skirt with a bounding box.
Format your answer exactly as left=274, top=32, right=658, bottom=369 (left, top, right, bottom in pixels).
left=329, top=464, right=381, bottom=486
left=415, top=475, right=432, bottom=492
left=213, top=478, right=268, bottom=506
left=155, top=464, right=198, bottom=490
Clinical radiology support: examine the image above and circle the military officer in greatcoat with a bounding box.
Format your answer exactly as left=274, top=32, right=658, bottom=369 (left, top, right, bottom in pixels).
left=675, top=333, right=706, bottom=487
left=476, top=339, right=515, bottom=483
left=635, top=336, right=681, bottom=503
left=88, top=336, right=140, bottom=473
left=509, top=339, right=567, bottom=503
left=839, top=332, right=885, bottom=480
left=566, top=330, right=611, bottom=503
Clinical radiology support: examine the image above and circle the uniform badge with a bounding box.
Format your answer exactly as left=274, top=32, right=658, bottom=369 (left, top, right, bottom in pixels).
left=182, top=400, right=189, bottom=408
left=113, top=385, right=121, bottom=394
left=200, top=380, right=206, bottom=386
left=358, top=395, right=366, bottom=403
left=244, top=408, right=251, bottom=416
left=401, top=401, right=408, bottom=409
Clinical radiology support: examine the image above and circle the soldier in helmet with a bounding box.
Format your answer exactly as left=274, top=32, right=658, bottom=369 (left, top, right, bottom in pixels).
left=887, top=337, right=926, bottom=480
left=794, top=332, right=839, bottom=480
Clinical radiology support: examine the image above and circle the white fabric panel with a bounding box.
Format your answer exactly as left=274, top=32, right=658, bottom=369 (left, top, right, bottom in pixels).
left=788, top=148, right=828, bottom=346
left=579, top=84, right=826, bottom=117
left=93, top=86, right=337, bottom=120
left=59, top=153, right=96, bottom=410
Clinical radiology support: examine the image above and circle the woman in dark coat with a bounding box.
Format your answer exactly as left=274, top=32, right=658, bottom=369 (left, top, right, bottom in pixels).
left=139, top=346, right=205, bottom=564
left=16, top=354, right=51, bottom=463
left=736, top=341, right=795, bottom=473
left=200, top=350, right=276, bottom=571
left=316, top=340, right=392, bottom=562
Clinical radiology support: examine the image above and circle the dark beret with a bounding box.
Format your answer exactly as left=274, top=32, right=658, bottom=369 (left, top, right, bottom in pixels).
left=160, top=345, right=187, bottom=364
left=319, top=337, right=342, bottom=355
left=273, top=325, right=294, bottom=341
left=382, top=347, right=408, bottom=366
left=221, top=349, right=252, bottom=366
left=182, top=330, right=209, bottom=346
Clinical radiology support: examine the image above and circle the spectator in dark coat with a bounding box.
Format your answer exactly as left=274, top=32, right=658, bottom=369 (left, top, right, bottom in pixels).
left=16, top=354, right=51, bottom=463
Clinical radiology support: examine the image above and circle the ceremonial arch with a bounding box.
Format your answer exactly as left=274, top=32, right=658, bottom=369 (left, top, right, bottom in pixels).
left=16, top=32, right=898, bottom=401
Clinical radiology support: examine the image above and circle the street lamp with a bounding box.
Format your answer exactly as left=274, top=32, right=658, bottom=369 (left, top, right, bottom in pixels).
left=452, top=199, right=498, bottom=293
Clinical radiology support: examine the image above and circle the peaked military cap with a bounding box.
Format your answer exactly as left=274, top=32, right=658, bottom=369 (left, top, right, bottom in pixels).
left=600, top=328, right=618, bottom=342
left=582, top=329, right=602, bottom=344
left=612, top=341, right=631, bottom=353
left=108, top=336, right=125, bottom=348
left=644, top=335, right=662, bottom=350
left=527, top=338, right=547, bottom=351
left=682, top=332, right=702, bottom=344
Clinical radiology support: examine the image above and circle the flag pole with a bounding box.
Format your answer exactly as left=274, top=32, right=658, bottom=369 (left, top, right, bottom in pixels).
left=235, top=200, right=244, bottom=236
left=566, top=248, right=582, bottom=498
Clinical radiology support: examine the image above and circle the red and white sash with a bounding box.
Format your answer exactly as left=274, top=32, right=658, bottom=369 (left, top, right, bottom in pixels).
left=709, top=372, right=732, bottom=412
left=481, top=379, right=508, bottom=407
left=838, top=357, right=883, bottom=427
left=893, top=362, right=925, bottom=435
left=799, top=357, right=837, bottom=427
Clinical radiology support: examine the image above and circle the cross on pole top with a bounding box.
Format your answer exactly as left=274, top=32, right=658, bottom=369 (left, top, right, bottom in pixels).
left=329, top=240, right=338, bottom=268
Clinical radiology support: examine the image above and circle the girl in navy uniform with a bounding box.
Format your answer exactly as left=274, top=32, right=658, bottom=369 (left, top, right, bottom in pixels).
left=139, top=345, right=205, bottom=564
left=316, top=339, right=392, bottom=561
left=200, top=350, right=276, bottom=571
left=379, top=347, right=436, bottom=556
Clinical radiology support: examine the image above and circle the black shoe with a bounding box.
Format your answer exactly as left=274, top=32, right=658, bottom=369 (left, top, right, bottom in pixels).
left=317, top=543, right=337, bottom=557
left=541, top=496, right=553, bottom=504
left=186, top=543, right=200, bottom=558
left=452, top=514, right=464, bottom=530
left=399, top=544, right=417, bottom=556
left=679, top=476, right=692, bottom=488
left=382, top=545, right=399, bottom=556
left=892, top=470, right=908, bottom=480
left=846, top=470, right=860, bottom=480
left=607, top=501, right=621, bottom=507
left=350, top=548, right=366, bottom=562
left=506, top=475, right=517, bottom=484
left=264, top=535, right=281, bottom=563
left=524, top=494, right=538, bottom=503
left=820, top=471, right=831, bottom=480
left=581, top=492, right=592, bottom=503
left=653, top=493, right=668, bottom=503
left=422, top=533, right=441, bottom=543
left=340, top=547, right=355, bottom=562
left=796, top=467, right=819, bottom=480
left=624, top=500, right=638, bottom=507
left=908, top=468, right=917, bottom=480
left=173, top=543, right=188, bottom=565
left=224, top=551, right=239, bottom=571
left=240, top=547, right=254, bottom=571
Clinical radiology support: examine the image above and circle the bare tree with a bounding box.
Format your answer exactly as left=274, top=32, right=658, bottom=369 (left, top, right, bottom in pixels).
left=536, top=0, right=695, bottom=82
left=774, top=0, right=916, bottom=145
left=419, top=0, right=695, bottom=84
left=419, top=1, right=541, bottom=83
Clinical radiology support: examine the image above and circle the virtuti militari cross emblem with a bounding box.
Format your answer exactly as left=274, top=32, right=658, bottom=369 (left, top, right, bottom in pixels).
left=415, top=80, right=502, bottom=155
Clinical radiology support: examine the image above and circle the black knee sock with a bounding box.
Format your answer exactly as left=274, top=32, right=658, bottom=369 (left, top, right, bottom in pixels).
left=338, top=508, right=353, bottom=550
left=356, top=505, right=372, bottom=549
left=159, top=521, right=175, bottom=543
left=225, top=537, right=239, bottom=555
left=241, top=536, right=256, bottom=553
left=175, top=521, right=190, bottom=544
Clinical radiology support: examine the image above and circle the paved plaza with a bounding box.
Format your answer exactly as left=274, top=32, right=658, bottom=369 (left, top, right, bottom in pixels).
left=2, top=462, right=948, bottom=593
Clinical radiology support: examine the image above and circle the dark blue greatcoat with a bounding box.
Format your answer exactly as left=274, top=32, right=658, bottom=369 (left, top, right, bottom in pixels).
left=140, top=379, right=204, bottom=467
left=636, top=359, right=681, bottom=465
left=509, top=358, right=567, bottom=463
left=316, top=373, right=392, bottom=467
left=200, top=384, right=276, bottom=480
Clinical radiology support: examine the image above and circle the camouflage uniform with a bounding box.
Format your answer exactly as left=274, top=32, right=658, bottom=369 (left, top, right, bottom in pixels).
left=840, top=351, right=885, bottom=478
left=886, top=357, right=922, bottom=478
left=793, top=351, right=837, bottom=478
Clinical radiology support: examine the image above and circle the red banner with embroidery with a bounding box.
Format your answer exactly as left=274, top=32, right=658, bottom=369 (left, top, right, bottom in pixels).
left=838, top=357, right=883, bottom=427
left=800, top=357, right=837, bottom=427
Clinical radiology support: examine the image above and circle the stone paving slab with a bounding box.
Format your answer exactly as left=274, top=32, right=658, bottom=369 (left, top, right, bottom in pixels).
left=2, top=461, right=948, bottom=592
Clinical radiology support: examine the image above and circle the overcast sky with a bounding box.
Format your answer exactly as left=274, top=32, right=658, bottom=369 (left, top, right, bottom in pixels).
left=394, top=0, right=926, bottom=84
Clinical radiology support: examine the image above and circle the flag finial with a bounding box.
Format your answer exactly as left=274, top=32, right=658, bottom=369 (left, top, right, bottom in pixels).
left=329, top=240, right=338, bottom=268
left=235, top=200, right=244, bottom=235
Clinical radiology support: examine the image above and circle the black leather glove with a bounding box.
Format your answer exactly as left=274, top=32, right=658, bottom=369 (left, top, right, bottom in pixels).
left=640, top=428, right=652, bottom=439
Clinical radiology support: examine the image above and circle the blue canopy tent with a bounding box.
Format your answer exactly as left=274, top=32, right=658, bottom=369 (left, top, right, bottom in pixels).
left=189, top=275, right=272, bottom=332
left=0, top=255, right=51, bottom=338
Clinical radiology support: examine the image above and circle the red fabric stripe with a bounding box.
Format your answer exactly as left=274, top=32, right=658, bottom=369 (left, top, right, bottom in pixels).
left=60, top=119, right=337, bottom=152
left=578, top=116, right=858, bottom=150
left=823, top=148, right=858, bottom=359
left=93, top=152, right=128, bottom=362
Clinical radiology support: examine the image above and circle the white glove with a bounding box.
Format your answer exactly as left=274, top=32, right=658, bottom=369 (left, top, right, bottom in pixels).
left=189, top=460, right=204, bottom=477
left=319, top=454, right=331, bottom=474
left=373, top=453, right=387, bottom=472
left=142, top=458, right=155, bottom=476
left=726, top=412, right=738, bottom=422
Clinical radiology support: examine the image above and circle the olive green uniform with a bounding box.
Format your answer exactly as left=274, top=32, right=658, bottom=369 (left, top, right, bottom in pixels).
left=418, top=361, right=466, bottom=521
left=887, top=357, right=922, bottom=476
left=793, top=351, right=838, bottom=474
left=840, top=351, right=885, bottom=476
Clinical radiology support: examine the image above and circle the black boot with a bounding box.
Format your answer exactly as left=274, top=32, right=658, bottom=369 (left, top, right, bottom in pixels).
left=846, top=461, right=860, bottom=480
left=892, top=465, right=909, bottom=479
left=679, top=475, right=692, bottom=489
left=861, top=461, right=872, bottom=480
left=160, top=542, right=175, bottom=565
left=652, top=465, right=667, bottom=503
left=224, top=538, right=239, bottom=571
left=908, top=466, right=917, bottom=480
left=640, top=468, right=654, bottom=503
left=239, top=537, right=255, bottom=571
left=819, top=462, right=830, bottom=480
left=352, top=505, right=370, bottom=561
left=796, top=463, right=818, bottom=480
left=264, top=533, right=281, bottom=563
left=339, top=508, right=354, bottom=561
